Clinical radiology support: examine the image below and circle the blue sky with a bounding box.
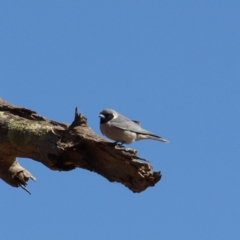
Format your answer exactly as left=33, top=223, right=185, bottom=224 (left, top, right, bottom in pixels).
left=1, top=1, right=239, bottom=239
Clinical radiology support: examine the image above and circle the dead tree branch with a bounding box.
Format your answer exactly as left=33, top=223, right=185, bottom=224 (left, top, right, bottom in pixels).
left=0, top=98, right=162, bottom=193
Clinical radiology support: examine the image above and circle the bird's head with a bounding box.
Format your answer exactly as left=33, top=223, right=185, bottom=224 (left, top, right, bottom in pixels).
left=99, top=109, right=117, bottom=124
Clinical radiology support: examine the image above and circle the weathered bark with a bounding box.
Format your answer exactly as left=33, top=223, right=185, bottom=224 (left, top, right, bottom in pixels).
left=0, top=98, right=162, bottom=194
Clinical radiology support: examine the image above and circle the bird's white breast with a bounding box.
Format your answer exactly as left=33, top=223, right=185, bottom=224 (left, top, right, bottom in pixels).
left=100, top=122, right=136, bottom=144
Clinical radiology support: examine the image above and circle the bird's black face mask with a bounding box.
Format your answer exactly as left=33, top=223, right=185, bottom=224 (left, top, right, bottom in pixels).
left=99, top=113, right=114, bottom=124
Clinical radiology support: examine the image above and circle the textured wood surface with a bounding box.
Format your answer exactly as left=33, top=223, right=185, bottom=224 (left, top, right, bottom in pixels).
left=0, top=98, right=161, bottom=193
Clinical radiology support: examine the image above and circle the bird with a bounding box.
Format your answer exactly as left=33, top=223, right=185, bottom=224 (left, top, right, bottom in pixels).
left=99, top=108, right=168, bottom=145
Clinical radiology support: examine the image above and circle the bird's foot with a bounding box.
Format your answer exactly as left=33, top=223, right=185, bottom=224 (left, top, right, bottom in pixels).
left=113, top=141, right=125, bottom=147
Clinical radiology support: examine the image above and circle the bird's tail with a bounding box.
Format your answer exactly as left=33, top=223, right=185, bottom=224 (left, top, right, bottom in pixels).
left=149, top=135, right=169, bottom=143
left=137, top=133, right=169, bottom=143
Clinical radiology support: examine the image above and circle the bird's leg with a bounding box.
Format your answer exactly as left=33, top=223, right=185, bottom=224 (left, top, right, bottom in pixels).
left=113, top=141, right=125, bottom=147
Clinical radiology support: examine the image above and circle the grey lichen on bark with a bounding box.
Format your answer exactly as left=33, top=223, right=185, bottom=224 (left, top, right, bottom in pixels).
left=0, top=98, right=162, bottom=194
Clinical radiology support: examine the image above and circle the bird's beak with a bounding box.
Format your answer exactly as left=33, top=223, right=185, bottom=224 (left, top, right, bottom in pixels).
left=98, top=114, right=105, bottom=118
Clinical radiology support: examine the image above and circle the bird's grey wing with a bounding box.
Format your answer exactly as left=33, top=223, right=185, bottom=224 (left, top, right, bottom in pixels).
left=110, top=114, right=141, bottom=130
left=111, top=114, right=157, bottom=136
left=111, top=114, right=168, bottom=142
left=131, top=120, right=140, bottom=125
